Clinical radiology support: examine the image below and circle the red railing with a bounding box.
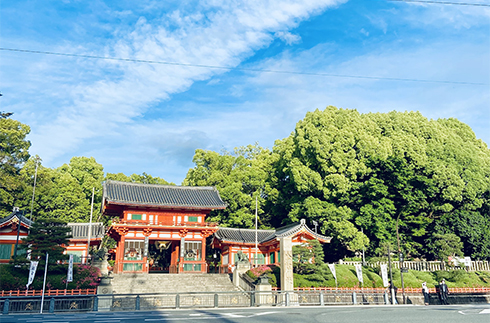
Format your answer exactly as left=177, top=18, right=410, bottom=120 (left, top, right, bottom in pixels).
left=272, top=287, right=490, bottom=294
left=0, top=289, right=97, bottom=297
left=114, top=220, right=219, bottom=227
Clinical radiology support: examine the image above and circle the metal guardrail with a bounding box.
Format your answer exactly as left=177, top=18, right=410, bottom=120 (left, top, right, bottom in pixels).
left=1, top=290, right=392, bottom=314
left=1, top=295, right=95, bottom=314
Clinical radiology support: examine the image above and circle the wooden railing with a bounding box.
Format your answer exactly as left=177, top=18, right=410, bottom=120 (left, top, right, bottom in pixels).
left=114, top=220, right=219, bottom=227
left=339, top=260, right=490, bottom=272
left=0, top=289, right=97, bottom=297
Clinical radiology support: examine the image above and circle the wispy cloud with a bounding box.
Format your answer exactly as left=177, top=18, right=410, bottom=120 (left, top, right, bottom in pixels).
left=16, top=0, right=346, bottom=166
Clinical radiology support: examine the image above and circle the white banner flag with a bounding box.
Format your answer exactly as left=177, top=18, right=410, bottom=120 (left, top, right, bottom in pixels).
left=26, top=261, right=39, bottom=288
left=355, top=264, right=363, bottom=284
left=328, top=264, right=337, bottom=281
left=380, top=264, right=389, bottom=287
left=67, top=255, right=74, bottom=283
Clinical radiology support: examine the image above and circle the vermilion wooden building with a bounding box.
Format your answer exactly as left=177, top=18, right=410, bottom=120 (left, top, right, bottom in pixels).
left=0, top=181, right=331, bottom=274
left=0, top=211, right=105, bottom=264
left=213, top=219, right=331, bottom=272
left=102, top=180, right=227, bottom=274
left=0, top=212, right=31, bottom=263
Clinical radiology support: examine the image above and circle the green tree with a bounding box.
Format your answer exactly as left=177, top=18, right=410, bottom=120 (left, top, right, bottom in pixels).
left=428, top=233, right=464, bottom=262
left=18, top=159, right=90, bottom=222
left=184, top=144, right=277, bottom=228
left=105, top=172, right=172, bottom=185
left=292, top=239, right=325, bottom=274
left=270, top=107, right=490, bottom=260
left=21, top=218, right=72, bottom=263
left=0, top=116, right=31, bottom=216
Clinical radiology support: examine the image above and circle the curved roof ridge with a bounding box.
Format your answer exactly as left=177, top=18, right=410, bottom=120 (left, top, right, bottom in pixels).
left=103, top=180, right=227, bottom=210
left=104, top=180, right=218, bottom=191
left=0, top=211, right=33, bottom=227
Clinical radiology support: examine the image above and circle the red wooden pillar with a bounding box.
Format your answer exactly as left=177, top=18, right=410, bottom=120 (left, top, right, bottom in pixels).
left=117, top=235, right=125, bottom=273
left=115, top=227, right=128, bottom=273
left=201, top=236, right=206, bottom=273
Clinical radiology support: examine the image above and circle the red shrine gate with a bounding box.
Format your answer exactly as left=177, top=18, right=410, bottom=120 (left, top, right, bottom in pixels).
left=102, top=180, right=227, bottom=274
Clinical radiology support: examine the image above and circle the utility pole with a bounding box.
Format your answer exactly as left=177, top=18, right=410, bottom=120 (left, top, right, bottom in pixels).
left=254, top=195, right=258, bottom=267
left=29, top=157, right=40, bottom=222
left=388, top=245, right=395, bottom=305
left=396, top=214, right=406, bottom=304
left=86, top=188, right=95, bottom=264
left=13, top=208, right=22, bottom=257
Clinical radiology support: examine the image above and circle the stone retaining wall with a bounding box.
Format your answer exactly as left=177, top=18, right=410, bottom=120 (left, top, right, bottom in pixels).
left=403, top=293, right=490, bottom=305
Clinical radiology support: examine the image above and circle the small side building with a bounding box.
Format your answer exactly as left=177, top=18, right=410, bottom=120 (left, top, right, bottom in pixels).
left=0, top=211, right=32, bottom=263
left=0, top=210, right=105, bottom=264
left=213, top=219, right=331, bottom=273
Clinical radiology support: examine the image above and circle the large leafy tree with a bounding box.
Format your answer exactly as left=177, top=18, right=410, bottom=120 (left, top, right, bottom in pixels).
left=184, top=144, right=278, bottom=228
left=18, top=158, right=92, bottom=222
left=271, top=107, right=490, bottom=259
left=0, top=115, right=30, bottom=216
left=105, top=172, right=172, bottom=185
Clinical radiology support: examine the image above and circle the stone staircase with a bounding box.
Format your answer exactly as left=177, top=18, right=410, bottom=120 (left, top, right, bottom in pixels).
left=109, top=273, right=238, bottom=294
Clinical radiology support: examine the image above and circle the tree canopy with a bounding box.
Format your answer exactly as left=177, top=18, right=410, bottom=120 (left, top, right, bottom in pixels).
left=0, top=116, right=30, bottom=217
left=1, top=107, right=489, bottom=261
left=270, top=107, right=490, bottom=260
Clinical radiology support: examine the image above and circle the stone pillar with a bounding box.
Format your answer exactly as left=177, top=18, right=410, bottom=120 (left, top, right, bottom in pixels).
left=256, top=276, right=273, bottom=306
left=280, top=237, right=294, bottom=291
left=233, top=262, right=251, bottom=287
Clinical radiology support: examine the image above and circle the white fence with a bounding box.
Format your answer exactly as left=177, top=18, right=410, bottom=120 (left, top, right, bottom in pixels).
left=339, top=260, right=490, bottom=272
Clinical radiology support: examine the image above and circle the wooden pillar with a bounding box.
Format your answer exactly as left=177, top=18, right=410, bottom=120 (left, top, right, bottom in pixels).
left=201, top=236, right=206, bottom=273
left=117, top=235, right=125, bottom=273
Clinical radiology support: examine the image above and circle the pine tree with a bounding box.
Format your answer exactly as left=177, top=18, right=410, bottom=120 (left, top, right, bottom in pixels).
left=21, top=218, right=72, bottom=263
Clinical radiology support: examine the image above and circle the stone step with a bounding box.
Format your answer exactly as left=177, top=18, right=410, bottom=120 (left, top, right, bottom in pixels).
left=108, top=273, right=238, bottom=294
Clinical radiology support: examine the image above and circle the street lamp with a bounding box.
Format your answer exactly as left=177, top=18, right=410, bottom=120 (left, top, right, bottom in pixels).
left=399, top=251, right=406, bottom=304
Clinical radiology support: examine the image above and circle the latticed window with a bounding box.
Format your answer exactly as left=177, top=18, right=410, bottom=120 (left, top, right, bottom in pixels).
left=66, top=251, right=83, bottom=263
left=0, top=244, right=12, bottom=260
left=124, top=240, right=145, bottom=261
left=183, top=241, right=201, bottom=261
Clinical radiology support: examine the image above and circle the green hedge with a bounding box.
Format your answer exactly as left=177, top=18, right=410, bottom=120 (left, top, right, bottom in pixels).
left=293, top=264, right=490, bottom=288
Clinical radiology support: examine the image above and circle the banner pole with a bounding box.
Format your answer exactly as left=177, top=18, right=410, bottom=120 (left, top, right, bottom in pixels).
left=40, top=253, right=49, bottom=314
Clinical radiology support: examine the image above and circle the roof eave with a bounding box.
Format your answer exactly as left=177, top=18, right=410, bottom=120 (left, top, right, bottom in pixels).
left=105, top=200, right=226, bottom=210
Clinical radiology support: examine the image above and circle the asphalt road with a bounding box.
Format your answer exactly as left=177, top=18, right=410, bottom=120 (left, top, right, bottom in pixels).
left=1, top=305, right=489, bottom=323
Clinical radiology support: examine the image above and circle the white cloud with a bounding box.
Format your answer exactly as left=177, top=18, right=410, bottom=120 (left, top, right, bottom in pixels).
left=275, top=31, right=302, bottom=45
left=360, top=28, right=369, bottom=37
left=20, top=0, right=346, bottom=167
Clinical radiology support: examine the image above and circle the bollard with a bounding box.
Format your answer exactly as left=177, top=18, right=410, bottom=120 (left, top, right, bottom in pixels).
left=352, top=292, right=357, bottom=305
left=214, top=294, right=218, bottom=308
left=2, top=299, right=9, bottom=314
left=285, top=292, right=290, bottom=307
left=135, top=295, right=140, bottom=311
left=320, top=292, right=324, bottom=306
left=93, top=296, right=98, bottom=312
left=49, top=298, right=55, bottom=313
left=175, top=294, right=180, bottom=309
left=384, top=292, right=389, bottom=305
left=250, top=292, right=255, bottom=307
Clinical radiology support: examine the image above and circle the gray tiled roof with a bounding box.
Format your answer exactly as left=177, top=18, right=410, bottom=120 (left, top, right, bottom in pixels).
left=68, top=222, right=105, bottom=239
left=103, top=180, right=227, bottom=209
left=0, top=211, right=33, bottom=227
left=214, top=228, right=276, bottom=244
left=214, top=219, right=331, bottom=244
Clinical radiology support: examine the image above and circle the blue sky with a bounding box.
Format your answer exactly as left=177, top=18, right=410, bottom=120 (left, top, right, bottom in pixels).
left=1, top=0, right=489, bottom=184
